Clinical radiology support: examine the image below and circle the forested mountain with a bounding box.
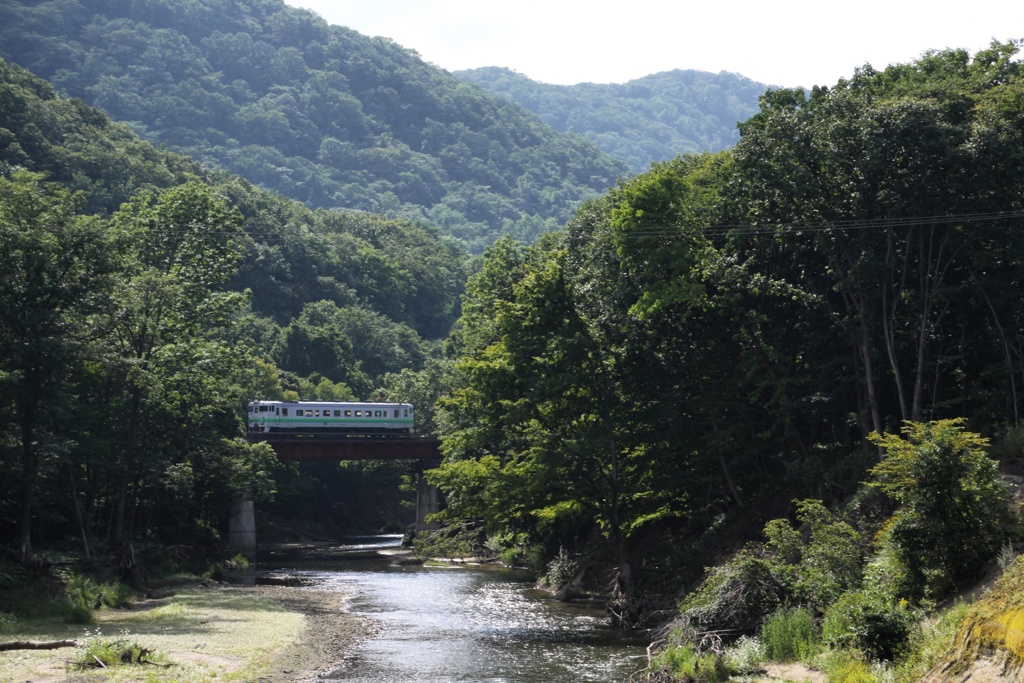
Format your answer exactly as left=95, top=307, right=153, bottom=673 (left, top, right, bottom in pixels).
left=0, top=56, right=470, bottom=560
left=0, top=0, right=628, bottom=252
left=455, top=66, right=767, bottom=172
left=433, top=42, right=1024, bottom=653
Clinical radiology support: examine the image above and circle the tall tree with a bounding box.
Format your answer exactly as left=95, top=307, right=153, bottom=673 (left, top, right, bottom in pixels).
left=0, top=171, right=112, bottom=563
left=103, top=182, right=246, bottom=550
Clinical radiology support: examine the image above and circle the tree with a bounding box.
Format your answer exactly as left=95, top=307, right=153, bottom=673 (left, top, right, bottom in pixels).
left=868, top=419, right=1013, bottom=596
left=103, top=182, right=246, bottom=550
left=0, top=170, right=113, bottom=563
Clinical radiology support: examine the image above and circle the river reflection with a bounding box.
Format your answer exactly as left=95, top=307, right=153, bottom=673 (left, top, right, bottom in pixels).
left=259, top=537, right=648, bottom=682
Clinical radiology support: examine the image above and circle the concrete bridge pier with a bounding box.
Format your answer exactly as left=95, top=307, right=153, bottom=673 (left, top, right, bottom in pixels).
left=228, top=498, right=257, bottom=559
left=415, top=471, right=440, bottom=533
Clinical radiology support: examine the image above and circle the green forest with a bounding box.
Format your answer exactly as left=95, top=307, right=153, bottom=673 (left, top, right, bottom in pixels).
left=2, top=0, right=1024, bottom=679
left=455, top=66, right=767, bottom=173
left=0, top=0, right=629, bottom=251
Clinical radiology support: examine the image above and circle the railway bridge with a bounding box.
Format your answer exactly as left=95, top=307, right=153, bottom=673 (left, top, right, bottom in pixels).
left=230, top=433, right=443, bottom=557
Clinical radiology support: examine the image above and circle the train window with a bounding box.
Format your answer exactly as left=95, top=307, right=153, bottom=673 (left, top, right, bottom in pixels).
left=394, top=409, right=399, bottom=418
left=355, top=410, right=362, bottom=417
left=305, top=410, right=313, bottom=417
left=344, top=410, right=351, bottom=417
left=374, top=410, right=381, bottom=417
left=334, top=410, right=341, bottom=417
left=281, top=408, right=288, bottom=416
left=315, top=410, right=320, bottom=417
left=404, top=409, right=408, bottom=417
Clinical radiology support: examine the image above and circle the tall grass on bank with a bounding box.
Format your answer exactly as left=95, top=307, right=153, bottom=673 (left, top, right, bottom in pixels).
left=761, top=607, right=820, bottom=662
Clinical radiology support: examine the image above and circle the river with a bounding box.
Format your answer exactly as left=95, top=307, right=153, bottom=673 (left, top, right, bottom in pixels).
left=259, top=536, right=649, bottom=682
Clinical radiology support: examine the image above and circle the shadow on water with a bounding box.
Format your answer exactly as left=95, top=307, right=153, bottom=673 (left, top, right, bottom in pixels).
left=254, top=535, right=649, bottom=683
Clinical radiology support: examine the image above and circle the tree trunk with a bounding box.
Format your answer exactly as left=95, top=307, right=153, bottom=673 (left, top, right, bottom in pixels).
left=65, top=462, right=90, bottom=559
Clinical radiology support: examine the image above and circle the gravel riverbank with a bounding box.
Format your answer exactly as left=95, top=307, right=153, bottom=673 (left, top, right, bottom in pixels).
left=0, top=582, right=377, bottom=683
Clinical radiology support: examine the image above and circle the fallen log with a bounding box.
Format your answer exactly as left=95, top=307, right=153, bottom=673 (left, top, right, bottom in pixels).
left=0, top=640, right=77, bottom=651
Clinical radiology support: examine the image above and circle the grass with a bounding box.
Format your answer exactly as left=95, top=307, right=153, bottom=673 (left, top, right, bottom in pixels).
left=0, top=586, right=306, bottom=682
left=761, top=607, right=821, bottom=662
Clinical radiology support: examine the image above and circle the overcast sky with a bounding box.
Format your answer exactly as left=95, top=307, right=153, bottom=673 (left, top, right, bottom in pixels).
left=284, top=0, right=1021, bottom=89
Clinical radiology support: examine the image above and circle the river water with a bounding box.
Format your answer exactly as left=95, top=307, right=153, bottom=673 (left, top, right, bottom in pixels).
left=259, top=536, right=649, bottom=682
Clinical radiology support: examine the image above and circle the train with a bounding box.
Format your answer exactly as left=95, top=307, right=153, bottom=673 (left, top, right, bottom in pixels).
left=248, top=400, right=414, bottom=434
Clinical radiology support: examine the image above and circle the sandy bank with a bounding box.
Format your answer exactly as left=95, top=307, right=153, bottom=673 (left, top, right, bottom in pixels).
left=0, top=582, right=377, bottom=682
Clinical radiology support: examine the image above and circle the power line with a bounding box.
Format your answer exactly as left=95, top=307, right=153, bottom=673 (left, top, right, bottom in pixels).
left=617, top=209, right=1024, bottom=239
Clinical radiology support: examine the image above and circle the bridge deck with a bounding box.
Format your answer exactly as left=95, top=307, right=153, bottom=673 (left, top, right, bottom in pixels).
left=248, top=433, right=442, bottom=461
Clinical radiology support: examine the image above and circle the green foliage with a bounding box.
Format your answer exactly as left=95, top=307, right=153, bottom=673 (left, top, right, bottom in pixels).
left=760, top=607, right=821, bottom=662
left=722, top=635, right=765, bottom=675
left=63, top=572, right=136, bottom=625
left=680, top=552, right=788, bottom=633
left=764, top=500, right=865, bottom=610
left=822, top=591, right=918, bottom=662
left=456, top=67, right=766, bottom=174
left=545, top=547, right=579, bottom=590
left=891, top=601, right=968, bottom=683
left=411, top=525, right=480, bottom=560
left=819, top=650, right=878, bottom=683
left=225, top=553, right=251, bottom=570
left=0, top=2, right=629, bottom=253
left=72, top=630, right=168, bottom=670
left=652, top=638, right=729, bottom=683
left=868, top=419, right=1013, bottom=596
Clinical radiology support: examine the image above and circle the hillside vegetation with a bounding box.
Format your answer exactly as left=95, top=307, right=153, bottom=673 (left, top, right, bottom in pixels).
left=455, top=66, right=767, bottom=172
left=0, top=56, right=470, bottom=570
left=429, top=41, right=1024, bottom=679
left=0, top=0, right=628, bottom=251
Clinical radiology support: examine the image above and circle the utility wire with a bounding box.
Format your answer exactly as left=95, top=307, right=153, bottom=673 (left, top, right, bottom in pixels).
left=617, top=209, right=1024, bottom=239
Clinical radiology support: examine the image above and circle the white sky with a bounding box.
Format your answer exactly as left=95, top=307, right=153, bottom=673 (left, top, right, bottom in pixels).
left=284, top=0, right=1022, bottom=89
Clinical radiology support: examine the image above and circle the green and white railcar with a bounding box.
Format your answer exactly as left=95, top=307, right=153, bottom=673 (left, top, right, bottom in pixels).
left=248, top=400, right=414, bottom=434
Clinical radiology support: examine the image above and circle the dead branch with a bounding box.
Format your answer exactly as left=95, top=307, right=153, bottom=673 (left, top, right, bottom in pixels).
left=0, top=639, right=77, bottom=651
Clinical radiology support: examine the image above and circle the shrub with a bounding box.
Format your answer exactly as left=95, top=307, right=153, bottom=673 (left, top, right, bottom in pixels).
left=892, top=601, right=968, bottom=683
left=225, top=553, right=251, bottom=570
left=868, top=419, right=1013, bottom=597
left=652, top=641, right=728, bottom=682
left=764, top=500, right=865, bottom=610
left=71, top=631, right=167, bottom=670
left=761, top=607, right=820, bottom=662
left=723, top=635, right=765, bottom=674
left=681, top=551, right=787, bottom=633
left=545, top=547, right=578, bottom=590
left=822, top=591, right=917, bottom=662
left=821, top=649, right=878, bottom=683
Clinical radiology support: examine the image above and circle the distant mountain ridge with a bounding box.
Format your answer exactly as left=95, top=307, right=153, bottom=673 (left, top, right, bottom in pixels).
left=454, top=66, right=770, bottom=173
left=0, top=0, right=628, bottom=251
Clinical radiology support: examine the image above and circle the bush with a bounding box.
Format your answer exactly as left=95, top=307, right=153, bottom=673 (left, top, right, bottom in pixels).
left=760, top=607, right=820, bottom=662
left=869, top=419, right=1014, bottom=597
left=63, top=572, right=134, bottom=624
left=820, top=649, right=878, bottom=683
left=723, top=635, right=765, bottom=674
left=72, top=631, right=167, bottom=670
left=681, top=551, right=788, bottom=633
left=764, top=500, right=865, bottom=610
left=545, top=547, right=578, bottom=590
left=892, top=601, right=968, bottom=683
left=652, top=641, right=728, bottom=682
left=822, top=591, right=917, bottom=662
